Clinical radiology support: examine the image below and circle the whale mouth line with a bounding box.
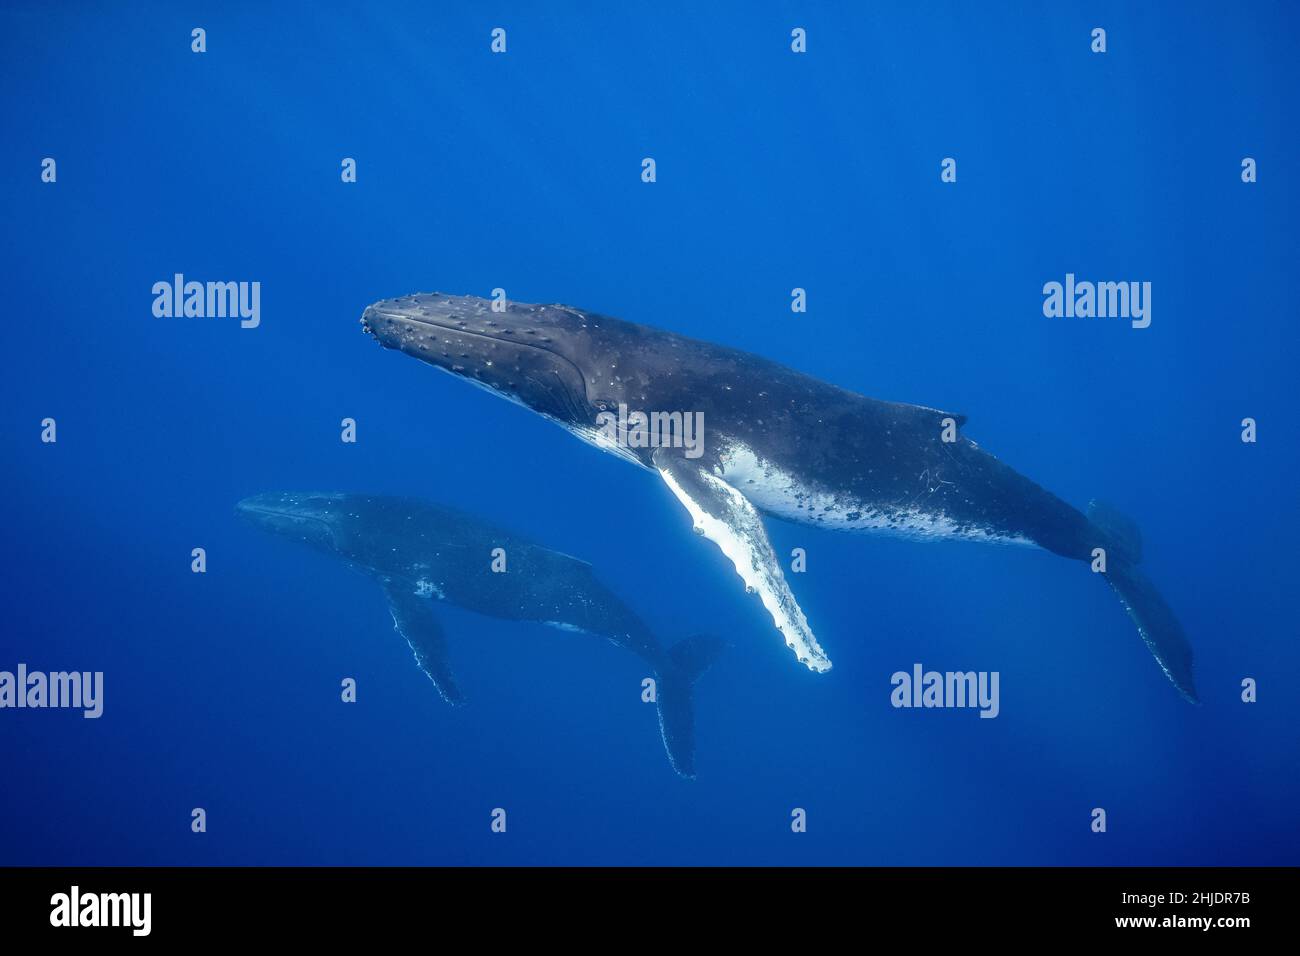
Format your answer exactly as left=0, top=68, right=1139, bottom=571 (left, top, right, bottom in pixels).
left=236, top=501, right=335, bottom=530
left=236, top=500, right=343, bottom=551
left=364, top=309, right=561, bottom=355
left=238, top=502, right=296, bottom=519
left=363, top=308, right=594, bottom=411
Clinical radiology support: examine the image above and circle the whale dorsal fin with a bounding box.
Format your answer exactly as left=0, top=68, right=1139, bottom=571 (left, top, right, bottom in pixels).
left=652, top=448, right=832, bottom=673
left=381, top=580, right=464, bottom=706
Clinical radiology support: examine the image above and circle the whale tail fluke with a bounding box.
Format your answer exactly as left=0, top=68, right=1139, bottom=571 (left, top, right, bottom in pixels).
left=1089, top=501, right=1197, bottom=703
left=655, top=635, right=727, bottom=779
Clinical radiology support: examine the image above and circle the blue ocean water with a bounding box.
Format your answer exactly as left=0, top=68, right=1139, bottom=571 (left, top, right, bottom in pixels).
left=1, top=2, right=1296, bottom=866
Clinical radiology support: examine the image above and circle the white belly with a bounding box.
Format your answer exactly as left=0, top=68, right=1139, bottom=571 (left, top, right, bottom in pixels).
left=717, top=444, right=1034, bottom=546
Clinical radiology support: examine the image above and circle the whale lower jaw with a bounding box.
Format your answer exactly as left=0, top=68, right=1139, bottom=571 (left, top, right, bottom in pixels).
left=718, top=444, right=1036, bottom=547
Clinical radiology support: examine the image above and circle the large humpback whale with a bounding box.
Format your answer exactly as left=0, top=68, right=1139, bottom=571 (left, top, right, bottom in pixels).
left=360, top=293, right=1197, bottom=702
left=236, top=492, right=725, bottom=776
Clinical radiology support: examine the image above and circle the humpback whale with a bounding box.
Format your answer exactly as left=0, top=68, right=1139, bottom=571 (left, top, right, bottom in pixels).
left=236, top=492, right=725, bottom=776
left=360, top=293, right=1197, bottom=703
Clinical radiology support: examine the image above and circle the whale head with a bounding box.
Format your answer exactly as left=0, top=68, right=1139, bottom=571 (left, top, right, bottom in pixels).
left=360, top=292, right=642, bottom=432
left=235, top=492, right=354, bottom=555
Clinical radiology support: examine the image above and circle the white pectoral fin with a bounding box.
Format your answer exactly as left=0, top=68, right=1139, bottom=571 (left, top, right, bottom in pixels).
left=654, top=449, right=831, bottom=673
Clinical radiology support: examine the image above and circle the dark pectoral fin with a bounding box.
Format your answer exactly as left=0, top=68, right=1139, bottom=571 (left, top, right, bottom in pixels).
left=1102, top=563, right=1197, bottom=703
left=381, top=581, right=465, bottom=706
left=655, top=635, right=728, bottom=779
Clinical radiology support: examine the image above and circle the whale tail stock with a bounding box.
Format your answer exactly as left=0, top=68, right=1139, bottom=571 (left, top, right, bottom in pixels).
left=1088, top=500, right=1198, bottom=703
left=655, top=635, right=727, bottom=779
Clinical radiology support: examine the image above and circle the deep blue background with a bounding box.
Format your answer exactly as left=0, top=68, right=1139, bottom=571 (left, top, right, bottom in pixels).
left=2, top=2, right=1296, bottom=865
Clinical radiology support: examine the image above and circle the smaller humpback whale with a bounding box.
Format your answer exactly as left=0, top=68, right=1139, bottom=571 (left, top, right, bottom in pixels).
left=236, top=493, right=724, bottom=777
left=361, top=292, right=1197, bottom=703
